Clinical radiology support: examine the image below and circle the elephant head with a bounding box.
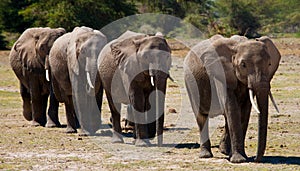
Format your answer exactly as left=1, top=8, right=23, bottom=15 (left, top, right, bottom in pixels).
left=210, top=36, right=281, bottom=161
left=111, top=33, right=172, bottom=89
left=67, top=27, right=107, bottom=95
left=13, top=27, right=65, bottom=75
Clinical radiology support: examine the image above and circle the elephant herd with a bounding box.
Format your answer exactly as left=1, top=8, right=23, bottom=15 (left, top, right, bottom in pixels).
left=9, top=27, right=281, bottom=163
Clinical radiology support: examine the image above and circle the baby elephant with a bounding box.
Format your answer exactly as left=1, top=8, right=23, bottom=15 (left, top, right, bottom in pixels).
left=184, top=35, right=281, bottom=163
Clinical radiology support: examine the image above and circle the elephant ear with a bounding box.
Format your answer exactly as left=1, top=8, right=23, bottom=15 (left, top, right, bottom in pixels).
left=211, top=38, right=238, bottom=88
left=15, top=34, right=41, bottom=72
left=67, top=32, right=89, bottom=75
left=256, top=36, right=281, bottom=79
left=35, top=29, right=57, bottom=63
left=111, top=37, right=145, bottom=82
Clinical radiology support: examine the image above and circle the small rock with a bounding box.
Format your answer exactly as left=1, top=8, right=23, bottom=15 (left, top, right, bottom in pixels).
left=168, top=108, right=177, bottom=113
left=78, top=137, right=83, bottom=140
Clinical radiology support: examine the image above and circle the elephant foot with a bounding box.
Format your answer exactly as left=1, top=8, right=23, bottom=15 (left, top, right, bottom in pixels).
left=199, top=147, right=213, bottom=158
left=78, top=129, right=95, bottom=136
left=65, top=127, right=77, bottom=134
left=134, top=139, right=151, bottom=147
left=111, top=132, right=124, bottom=143
left=45, top=121, right=61, bottom=128
left=31, top=120, right=42, bottom=127
left=23, top=111, right=32, bottom=121
left=230, top=152, right=247, bottom=163
left=219, top=141, right=231, bottom=156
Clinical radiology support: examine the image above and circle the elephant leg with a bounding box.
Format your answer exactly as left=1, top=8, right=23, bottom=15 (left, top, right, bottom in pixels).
left=144, top=91, right=156, bottom=140
left=30, top=80, right=47, bottom=126
left=46, top=85, right=61, bottom=128
left=65, top=96, right=78, bottom=133
left=96, top=85, right=103, bottom=114
left=225, top=91, right=247, bottom=163
left=156, top=114, right=164, bottom=147
left=147, top=120, right=156, bottom=139
left=125, top=105, right=135, bottom=133
left=219, top=117, right=231, bottom=155
left=130, top=89, right=150, bottom=147
left=241, top=99, right=251, bottom=142
left=20, top=82, right=32, bottom=121
left=196, top=113, right=213, bottom=158
left=106, top=93, right=123, bottom=143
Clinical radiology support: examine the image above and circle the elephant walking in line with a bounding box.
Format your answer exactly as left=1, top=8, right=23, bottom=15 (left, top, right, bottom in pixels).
left=9, top=27, right=66, bottom=127
left=96, top=31, right=172, bottom=146
left=184, top=35, right=281, bottom=163
left=48, top=26, right=107, bottom=135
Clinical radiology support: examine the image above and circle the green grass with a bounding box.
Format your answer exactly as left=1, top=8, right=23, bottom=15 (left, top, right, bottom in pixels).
left=0, top=64, right=19, bottom=89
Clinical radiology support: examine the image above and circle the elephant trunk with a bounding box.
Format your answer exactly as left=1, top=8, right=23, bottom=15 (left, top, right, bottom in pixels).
left=154, top=73, right=167, bottom=147
left=254, top=83, right=270, bottom=162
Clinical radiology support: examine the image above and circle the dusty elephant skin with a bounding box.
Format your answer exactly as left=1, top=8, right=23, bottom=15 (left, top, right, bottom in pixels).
left=184, top=35, right=281, bottom=163
left=97, top=31, right=172, bottom=147
left=9, top=27, right=66, bottom=127
left=49, top=26, right=107, bottom=135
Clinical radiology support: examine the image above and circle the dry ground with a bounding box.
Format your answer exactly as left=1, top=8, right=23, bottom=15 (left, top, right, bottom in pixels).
left=0, top=38, right=299, bottom=170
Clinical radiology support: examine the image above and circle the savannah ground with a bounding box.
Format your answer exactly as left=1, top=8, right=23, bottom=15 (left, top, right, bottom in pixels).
left=0, top=38, right=300, bottom=170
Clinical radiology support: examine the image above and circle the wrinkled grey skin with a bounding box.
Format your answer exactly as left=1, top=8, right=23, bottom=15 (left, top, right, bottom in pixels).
left=9, top=27, right=65, bottom=127
left=49, top=26, right=107, bottom=135
left=184, top=35, right=281, bottom=163
left=97, top=31, right=171, bottom=146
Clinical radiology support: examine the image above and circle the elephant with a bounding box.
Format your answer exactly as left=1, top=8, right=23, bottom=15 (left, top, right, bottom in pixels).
left=9, top=27, right=66, bottom=127
left=48, top=26, right=107, bottom=135
left=184, top=34, right=281, bottom=163
left=96, top=31, right=172, bottom=146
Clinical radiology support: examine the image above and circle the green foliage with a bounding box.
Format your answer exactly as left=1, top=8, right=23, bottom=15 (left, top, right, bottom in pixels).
left=0, top=32, right=8, bottom=50
left=215, top=0, right=261, bottom=38
left=0, top=0, right=299, bottom=40
left=0, top=0, right=34, bottom=33
left=19, top=0, right=137, bottom=32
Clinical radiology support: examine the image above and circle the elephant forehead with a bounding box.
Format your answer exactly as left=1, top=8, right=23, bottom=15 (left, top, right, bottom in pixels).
left=142, top=37, right=170, bottom=51
left=238, top=41, right=265, bottom=53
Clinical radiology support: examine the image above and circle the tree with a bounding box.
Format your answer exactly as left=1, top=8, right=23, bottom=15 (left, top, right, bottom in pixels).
left=0, top=0, right=34, bottom=33
left=19, top=0, right=137, bottom=31
left=215, top=0, right=260, bottom=38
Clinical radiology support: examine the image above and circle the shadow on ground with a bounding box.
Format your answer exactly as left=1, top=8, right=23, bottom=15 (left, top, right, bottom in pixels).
left=255, top=156, right=300, bottom=165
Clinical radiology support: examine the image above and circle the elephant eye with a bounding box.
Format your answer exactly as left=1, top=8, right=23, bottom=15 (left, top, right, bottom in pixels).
left=241, top=62, right=246, bottom=68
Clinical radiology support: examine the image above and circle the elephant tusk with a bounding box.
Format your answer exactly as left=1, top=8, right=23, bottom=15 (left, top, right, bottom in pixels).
left=46, top=69, right=50, bottom=82
left=151, top=76, right=155, bottom=86
left=86, top=72, right=94, bottom=89
left=249, top=89, right=260, bottom=113
left=269, top=91, right=280, bottom=113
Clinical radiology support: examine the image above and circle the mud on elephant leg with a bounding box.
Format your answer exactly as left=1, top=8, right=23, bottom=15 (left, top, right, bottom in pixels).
left=20, top=83, right=32, bottom=121
left=197, top=114, right=213, bottom=158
